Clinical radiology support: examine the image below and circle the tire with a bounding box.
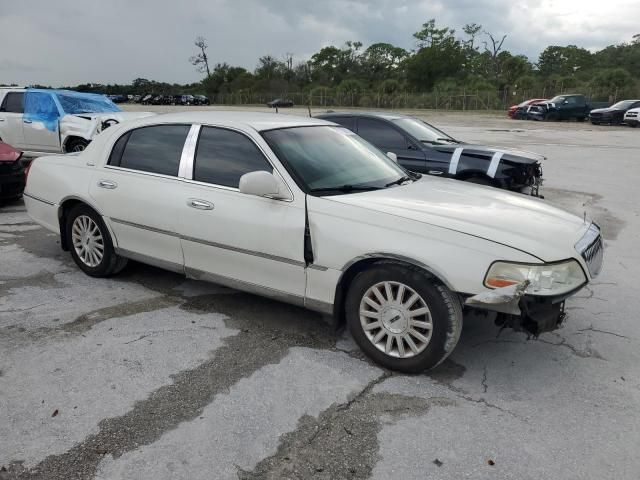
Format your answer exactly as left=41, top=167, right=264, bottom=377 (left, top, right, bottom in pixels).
left=66, top=204, right=127, bottom=277
left=66, top=138, right=89, bottom=153
left=345, top=262, right=463, bottom=373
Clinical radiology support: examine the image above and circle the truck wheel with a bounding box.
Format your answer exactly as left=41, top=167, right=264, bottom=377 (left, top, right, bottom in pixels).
left=66, top=204, right=127, bottom=277
left=66, top=138, right=89, bottom=153
left=345, top=262, right=463, bottom=373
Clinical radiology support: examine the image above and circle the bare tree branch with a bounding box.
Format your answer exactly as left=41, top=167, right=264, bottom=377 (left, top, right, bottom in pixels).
left=189, top=36, right=211, bottom=77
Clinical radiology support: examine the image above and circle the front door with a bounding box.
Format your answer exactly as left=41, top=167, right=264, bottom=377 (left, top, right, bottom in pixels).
left=89, top=123, right=191, bottom=269
left=178, top=125, right=306, bottom=299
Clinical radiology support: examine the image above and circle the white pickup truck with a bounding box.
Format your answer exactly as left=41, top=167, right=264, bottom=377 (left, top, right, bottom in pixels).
left=0, top=88, right=154, bottom=155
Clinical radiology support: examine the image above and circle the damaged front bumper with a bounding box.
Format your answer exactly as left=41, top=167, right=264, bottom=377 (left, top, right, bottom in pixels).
left=464, top=281, right=574, bottom=337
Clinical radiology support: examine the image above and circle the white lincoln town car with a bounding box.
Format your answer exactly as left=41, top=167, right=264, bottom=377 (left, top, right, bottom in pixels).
left=24, top=112, right=603, bottom=372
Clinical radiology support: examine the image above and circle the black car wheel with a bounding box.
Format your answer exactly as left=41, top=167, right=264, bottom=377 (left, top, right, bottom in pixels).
left=66, top=138, right=89, bottom=153
left=346, top=262, right=463, bottom=373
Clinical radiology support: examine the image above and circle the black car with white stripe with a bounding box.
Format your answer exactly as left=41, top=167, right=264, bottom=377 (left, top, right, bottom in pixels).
left=317, top=112, right=544, bottom=196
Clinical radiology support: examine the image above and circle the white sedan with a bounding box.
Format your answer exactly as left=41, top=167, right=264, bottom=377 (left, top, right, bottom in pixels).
left=24, top=112, right=603, bottom=371
left=624, top=107, right=640, bottom=127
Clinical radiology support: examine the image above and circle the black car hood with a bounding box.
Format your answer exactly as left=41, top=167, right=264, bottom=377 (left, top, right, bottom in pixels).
left=431, top=143, right=545, bottom=164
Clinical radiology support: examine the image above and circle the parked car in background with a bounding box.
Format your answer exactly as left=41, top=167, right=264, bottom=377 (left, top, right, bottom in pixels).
left=267, top=98, right=294, bottom=108
left=0, top=142, right=25, bottom=203
left=141, top=94, right=154, bottom=105
left=0, top=88, right=154, bottom=154
left=174, top=94, right=195, bottom=105
left=589, top=100, right=640, bottom=125
left=508, top=99, right=546, bottom=119
left=317, top=112, right=544, bottom=196
left=623, top=107, right=640, bottom=127
left=150, top=95, right=164, bottom=105
left=107, top=94, right=127, bottom=104
left=529, top=94, right=609, bottom=121
left=193, top=95, right=210, bottom=105
left=23, top=111, right=603, bottom=372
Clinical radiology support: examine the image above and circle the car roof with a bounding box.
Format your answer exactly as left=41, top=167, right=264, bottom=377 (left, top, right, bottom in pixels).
left=136, top=111, right=333, bottom=132
left=316, top=111, right=411, bottom=121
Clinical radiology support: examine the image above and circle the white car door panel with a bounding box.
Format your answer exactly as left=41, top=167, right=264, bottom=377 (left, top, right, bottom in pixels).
left=178, top=125, right=306, bottom=298
left=89, top=124, right=191, bottom=267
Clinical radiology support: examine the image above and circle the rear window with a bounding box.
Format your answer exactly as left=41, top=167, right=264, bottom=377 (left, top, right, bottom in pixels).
left=109, top=125, right=190, bottom=176
left=0, top=92, right=25, bottom=113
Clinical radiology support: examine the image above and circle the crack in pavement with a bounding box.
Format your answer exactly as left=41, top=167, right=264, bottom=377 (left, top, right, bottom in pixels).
left=481, top=366, right=488, bottom=394
left=1, top=293, right=338, bottom=480
left=238, top=370, right=454, bottom=480
left=574, top=326, right=630, bottom=340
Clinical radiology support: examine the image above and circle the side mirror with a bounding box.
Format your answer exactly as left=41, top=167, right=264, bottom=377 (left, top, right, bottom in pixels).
left=239, top=171, right=289, bottom=200
left=563, top=100, right=569, bottom=105
left=386, top=152, right=398, bottom=163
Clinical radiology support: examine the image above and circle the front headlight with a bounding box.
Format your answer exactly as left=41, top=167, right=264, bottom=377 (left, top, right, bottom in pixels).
left=484, top=260, right=587, bottom=296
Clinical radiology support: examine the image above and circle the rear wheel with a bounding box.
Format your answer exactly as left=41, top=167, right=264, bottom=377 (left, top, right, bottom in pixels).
left=66, top=204, right=127, bottom=277
left=346, top=262, right=463, bottom=372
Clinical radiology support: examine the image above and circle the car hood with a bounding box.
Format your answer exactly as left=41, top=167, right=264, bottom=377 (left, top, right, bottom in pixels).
left=70, top=111, right=156, bottom=122
left=328, top=177, right=588, bottom=261
left=432, top=143, right=545, bottom=163
left=590, top=108, right=620, bottom=114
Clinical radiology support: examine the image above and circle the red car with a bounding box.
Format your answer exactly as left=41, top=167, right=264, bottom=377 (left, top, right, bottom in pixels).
left=0, top=142, right=25, bottom=203
left=508, top=98, right=547, bottom=119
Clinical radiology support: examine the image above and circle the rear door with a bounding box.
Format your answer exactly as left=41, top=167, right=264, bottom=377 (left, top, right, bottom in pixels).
left=0, top=92, right=26, bottom=148
left=89, top=123, right=191, bottom=269
left=356, top=117, right=426, bottom=172
left=22, top=91, right=62, bottom=152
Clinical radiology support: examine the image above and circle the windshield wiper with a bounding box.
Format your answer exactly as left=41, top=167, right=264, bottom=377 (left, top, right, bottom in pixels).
left=385, top=175, right=412, bottom=187
left=310, top=184, right=383, bottom=194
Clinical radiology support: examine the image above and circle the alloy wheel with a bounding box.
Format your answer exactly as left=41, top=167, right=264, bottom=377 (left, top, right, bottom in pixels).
left=71, top=215, right=104, bottom=267
left=359, top=281, right=433, bottom=358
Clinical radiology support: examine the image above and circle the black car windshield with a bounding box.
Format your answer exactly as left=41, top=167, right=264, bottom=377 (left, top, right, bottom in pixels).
left=611, top=100, right=638, bottom=109
left=262, top=126, right=408, bottom=194
left=391, top=117, right=458, bottom=144
left=549, top=96, right=566, bottom=103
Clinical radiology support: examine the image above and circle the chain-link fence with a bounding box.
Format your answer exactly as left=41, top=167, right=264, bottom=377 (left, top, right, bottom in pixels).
left=209, top=86, right=640, bottom=110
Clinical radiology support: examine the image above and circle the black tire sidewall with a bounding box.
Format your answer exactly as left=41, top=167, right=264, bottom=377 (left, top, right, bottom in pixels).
left=346, top=263, right=459, bottom=373
left=66, top=205, right=116, bottom=277
left=67, top=139, right=89, bottom=153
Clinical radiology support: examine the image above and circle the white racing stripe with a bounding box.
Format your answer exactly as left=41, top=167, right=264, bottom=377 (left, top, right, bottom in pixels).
left=448, top=147, right=464, bottom=175
left=487, top=151, right=504, bottom=178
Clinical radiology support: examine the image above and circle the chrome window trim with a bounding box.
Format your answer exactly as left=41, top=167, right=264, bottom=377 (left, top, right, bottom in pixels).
left=103, top=165, right=183, bottom=181
left=179, top=124, right=201, bottom=179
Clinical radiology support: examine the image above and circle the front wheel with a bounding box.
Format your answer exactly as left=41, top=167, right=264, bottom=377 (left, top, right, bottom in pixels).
left=346, top=262, right=463, bottom=373
left=66, top=204, right=127, bottom=277
left=66, top=138, right=89, bottom=153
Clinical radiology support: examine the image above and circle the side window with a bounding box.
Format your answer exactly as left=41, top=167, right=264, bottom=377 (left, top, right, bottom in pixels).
left=24, top=92, right=59, bottom=118
left=193, top=126, right=272, bottom=188
left=0, top=92, right=25, bottom=113
left=357, top=118, right=406, bottom=149
left=115, top=125, right=190, bottom=176
left=325, top=116, right=355, bottom=131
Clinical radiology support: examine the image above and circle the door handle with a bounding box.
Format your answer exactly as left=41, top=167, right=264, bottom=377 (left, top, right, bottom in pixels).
left=23, top=120, right=33, bottom=124
left=98, top=180, right=117, bottom=189
left=0, top=118, right=5, bottom=122
left=428, top=170, right=444, bottom=175
left=188, top=199, right=214, bottom=210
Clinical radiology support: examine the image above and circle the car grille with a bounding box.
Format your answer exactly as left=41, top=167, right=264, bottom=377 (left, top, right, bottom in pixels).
left=626, top=112, right=638, bottom=118
left=575, top=224, right=604, bottom=278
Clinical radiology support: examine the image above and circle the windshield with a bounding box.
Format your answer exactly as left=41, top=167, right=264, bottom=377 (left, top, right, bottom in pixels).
left=391, top=117, right=458, bottom=144
left=549, top=96, right=566, bottom=104
left=611, top=100, right=637, bottom=109
left=56, top=92, right=121, bottom=114
left=262, top=126, right=408, bottom=194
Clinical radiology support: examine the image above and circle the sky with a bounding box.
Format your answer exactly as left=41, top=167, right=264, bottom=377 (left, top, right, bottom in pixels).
left=0, top=0, right=638, bottom=86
